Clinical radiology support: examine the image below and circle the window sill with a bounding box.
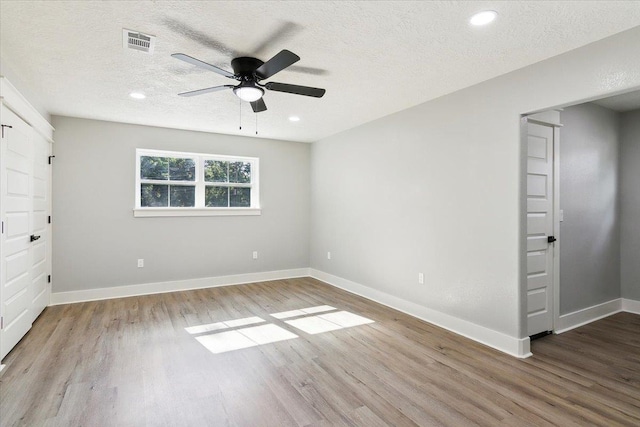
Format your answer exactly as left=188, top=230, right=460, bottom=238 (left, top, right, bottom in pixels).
left=133, top=208, right=261, bottom=217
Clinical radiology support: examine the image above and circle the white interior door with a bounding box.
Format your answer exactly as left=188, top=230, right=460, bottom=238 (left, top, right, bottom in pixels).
left=526, top=121, right=555, bottom=336
left=30, top=133, right=50, bottom=320
left=1, top=105, right=34, bottom=360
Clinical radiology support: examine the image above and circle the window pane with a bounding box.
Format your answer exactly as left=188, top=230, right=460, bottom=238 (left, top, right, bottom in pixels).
left=229, top=162, right=251, bottom=183
left=205, top=186, right=228, bottom=207
left=169, top=185, right=195, bottom=207
left=204, top=160, right=228, bottom=182
left=140, top=156, right=168, bottom=180
left=230, top=187, right=251, bottom=207
left=141, top=184, right=168, bottom=207
left=169, top=158, right=195, bottom=181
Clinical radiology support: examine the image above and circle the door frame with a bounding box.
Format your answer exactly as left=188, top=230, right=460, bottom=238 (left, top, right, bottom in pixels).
left=520, top=110, right=562, bottom=337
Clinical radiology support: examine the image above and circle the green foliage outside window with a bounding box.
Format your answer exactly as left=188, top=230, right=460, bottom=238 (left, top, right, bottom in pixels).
left=141, top=184, right=167, bottom=207
left=140, top=156, right=196, bottom=207
left=205, top=186, right=228, bottom=207
left=140, top=184, right=195, bottom=207
left=204, top=160, right=251, bottom=183
left=141, top=156, right=195, bottom=181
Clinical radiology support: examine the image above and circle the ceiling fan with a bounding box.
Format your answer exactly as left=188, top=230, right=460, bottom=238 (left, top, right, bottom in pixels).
left=172, top=50, right=326, bottom=113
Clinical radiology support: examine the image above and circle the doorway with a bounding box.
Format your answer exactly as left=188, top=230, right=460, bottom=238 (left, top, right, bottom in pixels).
left=522, top=89, right=640, bottom=341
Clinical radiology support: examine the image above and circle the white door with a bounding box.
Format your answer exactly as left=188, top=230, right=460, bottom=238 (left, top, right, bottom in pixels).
left=1, top=105, right=34, bottom=360
left=526, top=121, right=555, bottom=336
left=30, top=133, right=50, bottom=320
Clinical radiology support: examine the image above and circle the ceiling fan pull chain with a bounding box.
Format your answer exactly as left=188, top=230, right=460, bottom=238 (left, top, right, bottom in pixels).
left=239, top=99, right=242, bottom=130
left=256, top=112, right=258, bottom=135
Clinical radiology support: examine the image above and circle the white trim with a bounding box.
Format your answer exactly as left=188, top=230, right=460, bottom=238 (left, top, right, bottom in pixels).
left=0, top=77, right=54, bottom=142
left=524, top=110, right=563, bottom=127
left=50, top=268, right=310, bottom=305
left=555, top=299, right=622, bottom=334
left=309, top=269, right=532, bottom=359
left=133, top=208, right=261, bottom=217
left=552, top=125, right=561, bottom=332
left=622, top=298, right=640, bottom=315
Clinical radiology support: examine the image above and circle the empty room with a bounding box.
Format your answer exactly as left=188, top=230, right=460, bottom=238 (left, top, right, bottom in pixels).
left=1, top=1, right=639, bottom=426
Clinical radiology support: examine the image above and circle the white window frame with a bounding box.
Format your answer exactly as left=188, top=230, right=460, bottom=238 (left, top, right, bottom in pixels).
left=134, top=149, right=260, bottom=217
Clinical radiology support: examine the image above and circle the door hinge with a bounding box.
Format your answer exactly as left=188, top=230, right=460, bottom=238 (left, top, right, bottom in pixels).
left=48, top=275, right=51, bottom=283
left=48, top=216, right=51, bottom=224
left=48, top=155, right=56, bottom=164
left=1, top=124, right=12, bottom=138
left=547, top=236, right=557, bottom=243
left=1, top=316, right=3, bottom=329
left=1, top=220, right=3, bottom=234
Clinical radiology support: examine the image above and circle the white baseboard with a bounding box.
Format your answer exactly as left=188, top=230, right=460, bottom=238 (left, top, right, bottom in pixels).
left=309, top=269, right=531, bottom=359
left=622, top=298, right=640, bottom=315
left=50, top=268, right=311, bottom=305
left=48, top=265, right=640, bottom=356
left=555, top=298, right=622, bottom=334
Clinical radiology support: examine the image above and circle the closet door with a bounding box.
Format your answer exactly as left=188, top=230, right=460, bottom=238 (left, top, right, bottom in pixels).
left=1, top=105, right=34, bottom=360
left=30, top=133, right=50, bottom=320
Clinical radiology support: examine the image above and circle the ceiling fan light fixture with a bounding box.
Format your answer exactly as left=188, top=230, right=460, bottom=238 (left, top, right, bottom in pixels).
left=234, top=85, right=264, bottom=102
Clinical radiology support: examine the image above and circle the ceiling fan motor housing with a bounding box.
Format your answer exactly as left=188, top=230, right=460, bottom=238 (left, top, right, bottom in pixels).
left=231, top=57, right=265, bottom=79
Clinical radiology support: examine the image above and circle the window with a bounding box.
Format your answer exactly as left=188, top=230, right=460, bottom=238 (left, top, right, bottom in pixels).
left=135, top=149, right=260, bottom=217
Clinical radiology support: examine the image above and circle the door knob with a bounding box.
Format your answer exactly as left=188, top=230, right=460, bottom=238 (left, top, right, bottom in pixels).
left=30, top=234, right=41, bottom=242
left=547, top=236, right=557, bottom=243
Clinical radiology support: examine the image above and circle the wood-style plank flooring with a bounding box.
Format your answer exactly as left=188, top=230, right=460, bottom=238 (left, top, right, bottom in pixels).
left=1, top=277, right=639, bottom=426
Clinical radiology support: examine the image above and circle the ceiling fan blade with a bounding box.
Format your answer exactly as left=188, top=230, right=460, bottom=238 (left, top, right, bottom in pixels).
left=255, top=50, right=300, bottom=79
left=178, top=85, right=234, bottom=97
left=287, top=65, right=329, bottom=76
left=265, top=82, right=326, bottom=98
left=172, top=53, right=234, bottom=78
left=250, top=98, right=267, bottom=113
left=164, top=18, right=239, bottom=58
left=251, top=22, right=302, bottom=57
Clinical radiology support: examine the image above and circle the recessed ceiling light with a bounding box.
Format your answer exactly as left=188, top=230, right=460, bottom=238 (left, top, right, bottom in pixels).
left=470, top=10, right=497, bottom=26
left=129, top=92, right=146, bottom=99
left=289, top=116, right=300, bottom=122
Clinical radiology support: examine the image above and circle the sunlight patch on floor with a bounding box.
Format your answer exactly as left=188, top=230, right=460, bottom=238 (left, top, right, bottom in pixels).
left=187, top=306, right=374, bottom=355
left=270, top=305, right=336, bottom=319
left=184, top=316, right=265, bottom=335
left=196, top=324, right=298, bottom=354
left=285, top=311, right=374, bottom=334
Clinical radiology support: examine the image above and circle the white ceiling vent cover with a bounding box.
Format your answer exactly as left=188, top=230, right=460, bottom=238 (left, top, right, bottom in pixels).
left=123, top=29, right=156, bottom=54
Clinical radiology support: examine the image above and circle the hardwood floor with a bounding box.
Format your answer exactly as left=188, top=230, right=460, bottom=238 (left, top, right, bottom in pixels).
left=1, top=277, right=639, bottom=426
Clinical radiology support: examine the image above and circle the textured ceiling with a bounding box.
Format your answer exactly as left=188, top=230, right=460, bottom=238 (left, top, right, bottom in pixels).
left=1, top=1, right=639, bottom=143
left=592, top=90, right=640, bottom=112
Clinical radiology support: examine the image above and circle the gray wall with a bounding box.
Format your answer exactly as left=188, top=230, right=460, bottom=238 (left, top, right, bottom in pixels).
left=620, top=108, right=640, bottom=301
left=52, top=116, right=310, bottom=293
left=310, top=27, right=640, bottom=338
left=559, top=104, right=621, bottom=314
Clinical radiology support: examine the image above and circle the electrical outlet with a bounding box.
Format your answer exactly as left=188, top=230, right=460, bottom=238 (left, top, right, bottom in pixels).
left=327, top=251, right=331, bottom=260
left=253, top=251, right=258, bottom=260
left=137, top=259, right=144, bottom=268
left=418, top=273, right=424, bottom=284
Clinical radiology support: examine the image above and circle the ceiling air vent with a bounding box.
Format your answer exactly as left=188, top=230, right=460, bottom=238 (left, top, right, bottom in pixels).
left=123, top=29, right=156, bottom=54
